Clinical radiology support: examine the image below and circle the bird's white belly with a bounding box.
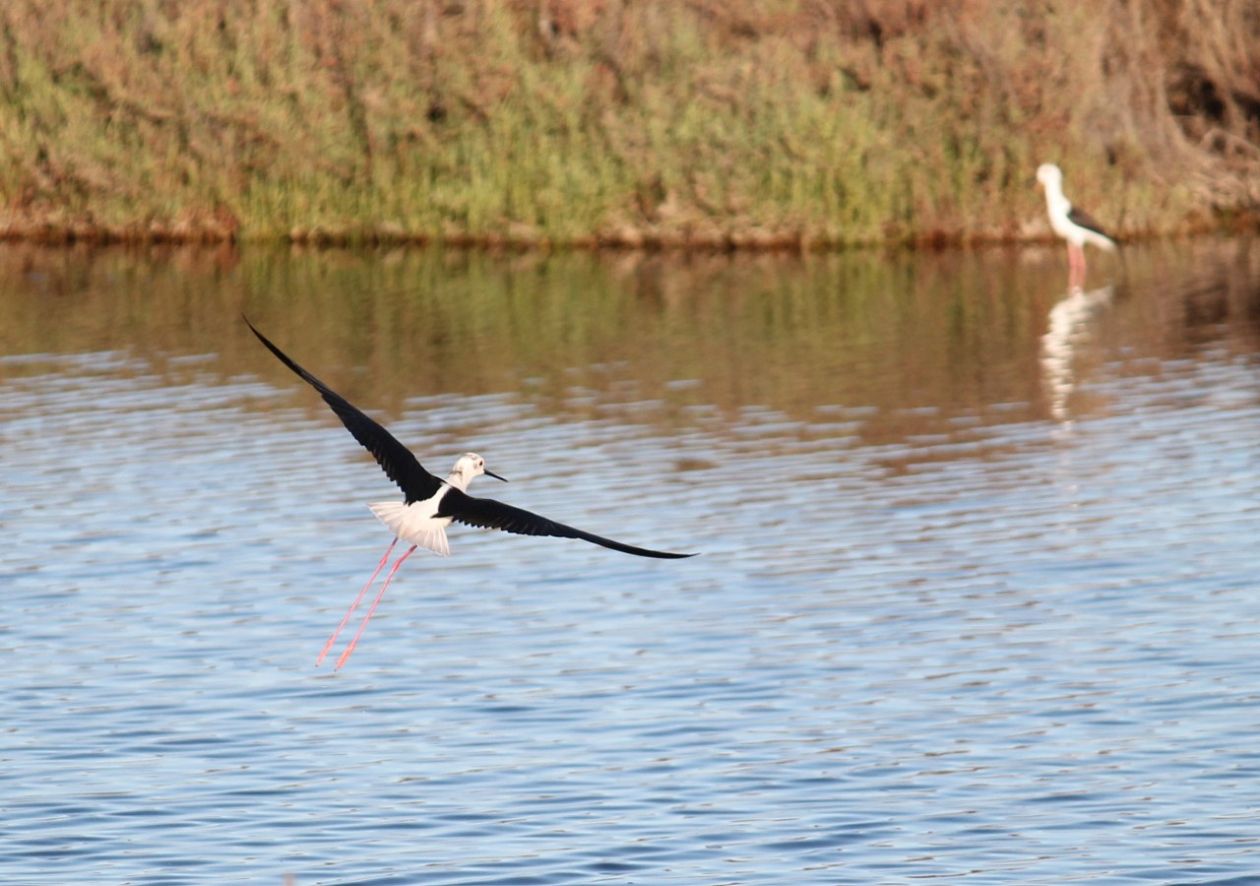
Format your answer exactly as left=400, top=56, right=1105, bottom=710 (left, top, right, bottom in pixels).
left=1049, top=213, right=1083, bottom=245
left=369, top=489, right=453, bottom=556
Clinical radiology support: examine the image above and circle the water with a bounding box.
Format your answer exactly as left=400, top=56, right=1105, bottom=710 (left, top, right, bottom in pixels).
left=3, top=240, right=1260, bottom=883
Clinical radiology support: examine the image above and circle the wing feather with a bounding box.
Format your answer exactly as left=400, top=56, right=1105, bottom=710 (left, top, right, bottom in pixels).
left=1067, top=204, right=1113, bottom=241
left=245, top=317, right=442, bottom=503
left=438, top=488, right=695, bottom=559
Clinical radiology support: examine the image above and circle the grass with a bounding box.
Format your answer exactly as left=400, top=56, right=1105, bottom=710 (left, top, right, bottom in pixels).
left=0, top=0, right=1256, bottom=248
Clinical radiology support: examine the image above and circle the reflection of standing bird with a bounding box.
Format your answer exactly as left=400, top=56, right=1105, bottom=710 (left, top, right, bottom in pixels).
left=1036, top=163, right=1117, bottom=287
left=1039, top=284, right=1114, bottom=422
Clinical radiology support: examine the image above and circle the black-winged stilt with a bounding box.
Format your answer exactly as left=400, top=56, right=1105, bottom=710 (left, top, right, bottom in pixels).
left=1036, top=163, right=1117, bottom=286
left=245, top=318, right=694, bottom=669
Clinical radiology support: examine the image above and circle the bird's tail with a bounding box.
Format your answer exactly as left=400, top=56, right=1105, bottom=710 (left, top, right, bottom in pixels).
left=368, top=502, right=450, bottom=556
left=1085, top=230, right=1118, bottom=253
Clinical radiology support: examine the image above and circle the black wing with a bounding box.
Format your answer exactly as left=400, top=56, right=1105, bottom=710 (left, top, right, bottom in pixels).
left=438, top=488, right=695, bottom=559
left=244, top=317, right=442, bottom=504
left=1067, top=204, right=1113, bottom=241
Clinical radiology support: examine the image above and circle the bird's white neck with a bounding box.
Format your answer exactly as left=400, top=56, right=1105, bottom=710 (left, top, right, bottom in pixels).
left=1042, top=179, right=1070, bottom=218
left=445, top=469, right=472, bottom=492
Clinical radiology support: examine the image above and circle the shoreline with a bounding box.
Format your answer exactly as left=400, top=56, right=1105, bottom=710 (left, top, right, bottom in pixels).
left=0, top=215, right=1251, bottom=253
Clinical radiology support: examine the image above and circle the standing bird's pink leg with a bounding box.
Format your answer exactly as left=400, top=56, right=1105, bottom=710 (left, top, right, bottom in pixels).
left=316, top=538, right=397, bottom=666
left=1068, top=243, right=1086, bottom=288
left=335, top=544, right=418, bottom=670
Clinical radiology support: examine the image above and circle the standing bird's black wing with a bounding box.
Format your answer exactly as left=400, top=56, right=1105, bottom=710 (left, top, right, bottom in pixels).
left=1067, top=205, right=1113, bottom=241
left=438, top=488, right=696, bottom=559
left=244, top=317, right=443, bottom=504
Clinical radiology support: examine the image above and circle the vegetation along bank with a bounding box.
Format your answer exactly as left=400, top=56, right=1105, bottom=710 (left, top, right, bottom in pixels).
left=0, top=0, right=1257, bottom=248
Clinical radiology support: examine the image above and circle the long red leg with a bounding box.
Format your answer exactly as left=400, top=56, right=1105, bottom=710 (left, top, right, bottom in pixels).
left=1068, top=243, right=1085, bottom=288
left=335, top=544, right=418, bottom=670
left=316, top=538, right=397, bottom=667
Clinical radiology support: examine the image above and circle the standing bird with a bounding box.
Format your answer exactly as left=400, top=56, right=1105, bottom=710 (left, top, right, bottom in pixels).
left=1036, top=163, right=1118, bottom=287
left=244, top=318, right=694, bottom=669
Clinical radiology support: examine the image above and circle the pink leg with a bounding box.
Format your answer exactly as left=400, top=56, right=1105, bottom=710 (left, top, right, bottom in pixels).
left=316, top=538, right=397, bottom=667
left=1067, top=243, right=1085, bottom=288
left=335, top=544, right=418, bottom=670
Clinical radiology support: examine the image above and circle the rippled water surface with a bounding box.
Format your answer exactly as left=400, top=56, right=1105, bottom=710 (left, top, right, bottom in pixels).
left=3, top=241, right=1260, bottom=883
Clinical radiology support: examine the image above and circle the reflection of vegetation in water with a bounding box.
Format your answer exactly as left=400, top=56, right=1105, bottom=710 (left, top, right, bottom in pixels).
left=0, top=246, right=1043, bottom=416
left=2, top=242, right=1259, bottom=441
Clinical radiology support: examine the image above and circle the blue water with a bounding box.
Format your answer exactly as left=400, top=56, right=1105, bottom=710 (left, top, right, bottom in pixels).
left=2, top=242, right=1260, bottom=883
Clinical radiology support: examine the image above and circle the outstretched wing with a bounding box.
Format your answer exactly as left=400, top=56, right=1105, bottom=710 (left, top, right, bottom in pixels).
left=438, top=488, right=696, bottom=559
left=245, top=317, right=442, bottom=504
left=1067, top=204, right=1113, bottom=241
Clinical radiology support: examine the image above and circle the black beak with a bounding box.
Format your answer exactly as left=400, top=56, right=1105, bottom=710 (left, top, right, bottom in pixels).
left=486, top=469, right=508, bottom=482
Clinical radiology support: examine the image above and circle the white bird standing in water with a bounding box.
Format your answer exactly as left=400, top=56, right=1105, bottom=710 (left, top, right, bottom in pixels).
left=245, top=318, right=694, bottom=669
left=1036, top=163, right=1118, bottom=287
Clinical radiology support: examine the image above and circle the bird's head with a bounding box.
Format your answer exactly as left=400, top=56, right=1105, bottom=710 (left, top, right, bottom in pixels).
left=448, top=452, right=507, bottom=490
left=1036, top=163, right=1062, bottom=190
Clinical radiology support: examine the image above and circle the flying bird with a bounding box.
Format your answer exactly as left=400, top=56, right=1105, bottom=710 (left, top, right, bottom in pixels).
left=1036, top=163, right=1118, bottom=286
left=245, top=317, right=694, bottom=669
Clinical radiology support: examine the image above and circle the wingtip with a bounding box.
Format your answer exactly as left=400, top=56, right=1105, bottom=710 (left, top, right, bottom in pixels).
left=242, top=314, right=269, bottom=347
left=243, top=316, right=297, bottom=371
